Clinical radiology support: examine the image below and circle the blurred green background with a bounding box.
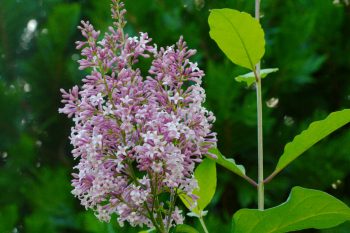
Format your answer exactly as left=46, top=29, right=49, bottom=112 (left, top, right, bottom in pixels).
left=0, top=0, right=350, bottom=232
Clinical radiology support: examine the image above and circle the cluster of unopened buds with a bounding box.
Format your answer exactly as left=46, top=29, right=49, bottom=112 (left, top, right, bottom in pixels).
left=59, top=0, right=216, bottom=231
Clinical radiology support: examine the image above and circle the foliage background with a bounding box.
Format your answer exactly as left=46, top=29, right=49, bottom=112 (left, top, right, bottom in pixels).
left=0, top=0, right=349, bottom=232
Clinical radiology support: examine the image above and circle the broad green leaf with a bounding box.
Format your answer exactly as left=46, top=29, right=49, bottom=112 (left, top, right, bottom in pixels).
left=232, top=186, right=350, bottom=233
left=178, top=193, right=199, bottom=216
left=193, top=158, right=216, bottom=210
left=207, top=148, right=246, bottom=178
left=274, top=109, right=350, bottom=175
left=179, top=159, right=216, bottom=216
left=209, top=9, right=265, bottom=70
left=235, top=68, right=279, bottom=87
left=175, top=224, right=199, bottom=233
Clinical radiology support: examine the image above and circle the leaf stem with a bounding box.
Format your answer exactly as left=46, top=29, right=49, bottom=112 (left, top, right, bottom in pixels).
left=243, top=174, right=259, bottom=188
left=199, top=217, right=210, bottom=233
left=255, top=0, right=264, bottom=211
left=264, top=170, right=279, bottom=184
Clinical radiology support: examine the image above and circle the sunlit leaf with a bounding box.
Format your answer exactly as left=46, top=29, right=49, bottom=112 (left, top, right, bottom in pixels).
left=209, top=8, right=265, bottom=70
left=138, top=229, right=156, bottom=233
left=208, top=148, right=246, bottom=178
left=232, top=186, right=350, bottom=233
left=234, top=68, right=279, bottom=87
left=273, top=109, right=350, bottom=175
left=179, top=159, right=216, bottom=216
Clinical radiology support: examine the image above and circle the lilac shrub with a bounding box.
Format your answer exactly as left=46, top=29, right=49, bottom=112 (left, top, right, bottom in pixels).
left=59, top=0, right=216, bottom=231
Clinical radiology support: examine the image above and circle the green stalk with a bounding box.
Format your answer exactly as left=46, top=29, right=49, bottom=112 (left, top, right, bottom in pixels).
left=256, top=75, right=264, bottom=210
left=199, top=217, right=209, bottom=233
left=255, top=0, right=264, bottom=210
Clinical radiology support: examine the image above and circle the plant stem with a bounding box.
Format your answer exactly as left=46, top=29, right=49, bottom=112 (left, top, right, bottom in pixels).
left=199, top=217, right=209, bottom=233
left=255, top=0, right=261, bottom=22
left=255, top=0, right=264, bottom=211
left=256, top=76, right=264, bottom=211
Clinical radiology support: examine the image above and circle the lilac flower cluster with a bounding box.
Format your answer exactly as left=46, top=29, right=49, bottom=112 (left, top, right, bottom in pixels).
left=59, top=0, right=216, bottom=230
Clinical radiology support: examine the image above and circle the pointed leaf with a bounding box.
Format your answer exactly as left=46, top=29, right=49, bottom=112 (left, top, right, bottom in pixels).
left=138, top=229, right=155, bottom=233
left=232, top=187, right=350, bottom=233
left=179, top=159, right=216, bottom=216
left=193, top=158, right=216, bottom=210
left=274, top=109, right=350, bottom=175
left=235, top=68, right=279, bottom=87
left=209, top=9, right=265, bottom=70
left=207, top=148, right=246, bottom=178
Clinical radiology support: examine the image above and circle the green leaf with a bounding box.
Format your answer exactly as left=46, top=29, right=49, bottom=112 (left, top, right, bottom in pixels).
left=232, top=186, right=350, bottom=233
left=194, top=159, right=216, bottom=210
left=207, top=148, right=246, bottom=178
left=175, top=224, right=199, bottom=233
left=179, top=159, right=216, bottom=216
left=235, top=68, right=279, bottom=87
left=138, top=229, right=156, bottom=233
left=208, top=8, right=265, bottom=70
left=274, top=109, right=350, bottom=175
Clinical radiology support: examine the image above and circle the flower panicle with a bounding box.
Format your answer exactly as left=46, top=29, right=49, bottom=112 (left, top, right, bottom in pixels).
left=59, top=0, right=216, bottom=230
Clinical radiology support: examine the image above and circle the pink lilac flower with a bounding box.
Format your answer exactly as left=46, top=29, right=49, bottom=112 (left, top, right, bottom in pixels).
left=59, top=0, right=216, bottom=230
